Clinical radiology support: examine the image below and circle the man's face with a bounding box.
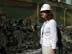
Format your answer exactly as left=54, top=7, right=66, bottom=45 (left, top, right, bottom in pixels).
left=40, top=10, right=52, bottom=21
left=40, top=11, right=48, bottom=19
left=40, top=11, right=52, bottom=20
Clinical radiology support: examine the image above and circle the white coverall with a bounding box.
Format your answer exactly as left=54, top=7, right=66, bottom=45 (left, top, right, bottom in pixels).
left=40, top=19, right=58, bottom=54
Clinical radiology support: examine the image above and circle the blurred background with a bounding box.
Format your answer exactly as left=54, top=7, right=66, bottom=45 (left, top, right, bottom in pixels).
left=0, top=0, right=72, bottom=54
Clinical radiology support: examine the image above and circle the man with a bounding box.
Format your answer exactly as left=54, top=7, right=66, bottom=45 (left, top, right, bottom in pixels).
left=40, top=4, right=58, bottom=54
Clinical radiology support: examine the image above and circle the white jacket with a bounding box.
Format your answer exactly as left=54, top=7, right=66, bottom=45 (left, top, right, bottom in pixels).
left=40, top=19, right=58, bottom=49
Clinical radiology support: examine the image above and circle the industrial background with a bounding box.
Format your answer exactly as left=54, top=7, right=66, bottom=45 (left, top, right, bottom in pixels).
left=0, top=0, right=72, bottom=54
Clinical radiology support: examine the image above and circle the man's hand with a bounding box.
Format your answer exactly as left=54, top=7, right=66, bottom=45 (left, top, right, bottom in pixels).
left=50, top=49, right=56, bottom=54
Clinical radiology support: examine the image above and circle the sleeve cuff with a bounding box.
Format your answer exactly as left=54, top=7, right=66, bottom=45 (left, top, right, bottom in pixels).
left=40, top=38, right=42, bottom=45
left=52, top=43, right=57, bottom=49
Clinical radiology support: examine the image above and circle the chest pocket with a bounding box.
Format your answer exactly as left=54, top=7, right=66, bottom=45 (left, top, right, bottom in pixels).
left=43, top=25, right=50, bottom=34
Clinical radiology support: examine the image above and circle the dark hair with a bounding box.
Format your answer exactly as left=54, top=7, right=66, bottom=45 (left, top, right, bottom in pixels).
left=41, top=10, right=53, bottom=16
left=45, top=10, right=54, bottom=20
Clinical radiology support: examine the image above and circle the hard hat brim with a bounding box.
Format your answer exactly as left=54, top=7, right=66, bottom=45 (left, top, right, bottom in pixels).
left=40, top=9, right=52, bottom=11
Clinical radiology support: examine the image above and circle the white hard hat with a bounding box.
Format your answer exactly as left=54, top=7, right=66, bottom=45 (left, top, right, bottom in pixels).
left=40, top=4, right=52, bottom=11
